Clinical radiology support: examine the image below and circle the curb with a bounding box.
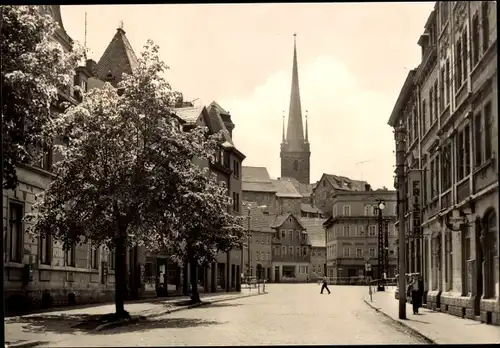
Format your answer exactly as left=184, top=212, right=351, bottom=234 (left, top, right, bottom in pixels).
left=95, top=291, right=267, bottom=331
left=363, top=299, right=435, bottom=344
left=5, top=341, right=48, bottom=348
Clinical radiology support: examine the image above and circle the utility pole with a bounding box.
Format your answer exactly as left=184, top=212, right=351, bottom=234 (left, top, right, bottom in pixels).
left=395, top=125, right=407, bottom=320
left=1, top=94, right=5, bottom=346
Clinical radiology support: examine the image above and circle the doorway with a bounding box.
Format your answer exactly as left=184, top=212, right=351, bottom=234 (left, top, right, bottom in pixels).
left=474, top=219, right=483, bottom=317
left=274, top=266, right=280, bottom=283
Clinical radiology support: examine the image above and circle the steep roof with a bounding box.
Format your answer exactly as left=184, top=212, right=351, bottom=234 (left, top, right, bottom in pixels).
left=279, top=177, right=313, bottom=197
left=271, top=179, right=302, bottom=198
left=243, top=201, right=274, bottom=233
left=242, top=166, right=272, bottom=183
left=301, top=218, right=326, bottom=248
left=173, top=105, right=205, bottom=126
left=321, top=173, right=368, bottom=192
left=242, top=182, right=277, bottom=192
left=270, top=212, right=305, bottom=230
left=301, top=203, right=323, bottom=215
left=206, top=104, right=233, bottom=145
left=95, top=28, right=139, bottom=87
left=209, top=101, right=230, bottom=116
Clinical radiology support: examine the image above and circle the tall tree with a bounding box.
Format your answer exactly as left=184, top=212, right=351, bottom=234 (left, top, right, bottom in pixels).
left=1, top=5, right=82, bottom=189
left=25, top=40, right=241, bottom=319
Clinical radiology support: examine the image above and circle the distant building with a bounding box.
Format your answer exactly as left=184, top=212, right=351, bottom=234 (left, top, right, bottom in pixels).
left=323, top=189, right=397, bottom=282
left=312, top=173, right=369, bottom=217
left=301, top=218, right=327, bottom=280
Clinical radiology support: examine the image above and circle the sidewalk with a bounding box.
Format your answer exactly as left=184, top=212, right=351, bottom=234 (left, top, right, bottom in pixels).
left=364, top=290, right=500, bottom=344
left=5, top=289, right=264, bottom=348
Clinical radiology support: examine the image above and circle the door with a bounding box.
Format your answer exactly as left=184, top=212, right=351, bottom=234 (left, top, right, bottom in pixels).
left=274, top=266, right=280, bottom=283
left=474, top=219, right=483, bottom=316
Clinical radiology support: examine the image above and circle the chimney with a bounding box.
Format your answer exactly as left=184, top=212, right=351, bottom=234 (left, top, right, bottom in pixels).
left=364, top=184, right=371, bottom=191
left=85, top=59, right=97, bottom=76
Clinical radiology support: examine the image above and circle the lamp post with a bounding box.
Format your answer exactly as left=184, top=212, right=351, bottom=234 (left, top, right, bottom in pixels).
left=377, top=200, right=386, bottom=291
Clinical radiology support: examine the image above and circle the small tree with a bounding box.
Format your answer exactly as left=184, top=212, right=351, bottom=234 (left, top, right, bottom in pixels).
left=25, top=40, right=233, bottom=319
left=1, top=5, right=82, bottom=189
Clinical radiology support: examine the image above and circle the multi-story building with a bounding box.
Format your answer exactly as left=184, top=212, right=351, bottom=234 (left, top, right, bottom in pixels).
left=241, top=201, right=274, bottom=281
left=312, top=173, right=369, bottom=218
left=388, top=1, right=498, bottom=325
left=301, top=218, right=327, bottom=280
left=323, top=189, right=398, bottom=282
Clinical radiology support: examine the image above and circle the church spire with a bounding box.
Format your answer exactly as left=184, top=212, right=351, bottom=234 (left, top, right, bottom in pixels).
left=305, top=110, right=309, bottom=143
left=285, top=33, right=305, bottom=150
left=282, top=110, right=286, bottom=142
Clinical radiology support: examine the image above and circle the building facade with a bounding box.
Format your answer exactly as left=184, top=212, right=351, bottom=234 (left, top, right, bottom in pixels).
left=324, top=190, right=398, bottom=283
left=388, top=1, right=498, bottom=325
left=301, top=218, right=327, bottom=280
left=280, top=35, right=310, bottom=185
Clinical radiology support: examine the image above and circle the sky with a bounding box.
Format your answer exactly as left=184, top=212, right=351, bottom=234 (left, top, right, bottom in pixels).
left=61, top=3, right=435, bottom=189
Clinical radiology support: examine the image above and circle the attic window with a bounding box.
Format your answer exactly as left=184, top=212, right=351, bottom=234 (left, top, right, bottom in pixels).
left=105, top=72, right=114, bottom=81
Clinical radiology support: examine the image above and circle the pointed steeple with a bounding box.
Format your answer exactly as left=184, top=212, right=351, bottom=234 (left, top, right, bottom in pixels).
left=282, top=110, right=286, bottom=142
left=95, top=25, right=139, bottom=87
left=285, top=33, right=305, bottom=151
left=305, top=110, right=309, bottom=143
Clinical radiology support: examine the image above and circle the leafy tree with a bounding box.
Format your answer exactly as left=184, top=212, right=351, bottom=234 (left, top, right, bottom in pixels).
left=26, top=40, right=244, bottom=318
left=1, top=5, right=82, bottom=189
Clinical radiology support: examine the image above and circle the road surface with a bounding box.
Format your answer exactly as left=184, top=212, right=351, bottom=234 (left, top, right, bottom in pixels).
left=37, top=284, right=427, bottom=346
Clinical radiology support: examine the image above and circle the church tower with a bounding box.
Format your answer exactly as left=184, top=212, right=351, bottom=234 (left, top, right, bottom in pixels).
left=280, top=34, right=310, bottom=185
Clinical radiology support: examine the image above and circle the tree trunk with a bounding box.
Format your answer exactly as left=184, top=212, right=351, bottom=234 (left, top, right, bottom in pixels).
left=189, top=258, right=201, bottom=303
left=114, top=233, right=130, bottom=319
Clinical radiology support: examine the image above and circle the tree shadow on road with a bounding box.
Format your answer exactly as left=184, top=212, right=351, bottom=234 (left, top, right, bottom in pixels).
left=204, top=302, right=243, bottom=308
left=6, top=314, right=225, bottom=336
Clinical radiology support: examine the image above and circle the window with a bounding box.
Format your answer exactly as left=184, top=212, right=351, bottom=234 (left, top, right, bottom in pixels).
left=37, top=147, right=53, bottom=171
left=293, top=160, right=299, bottom=171
left=317, top=250, right=322, bottom=257
left=439, top=66, right=445, bottom=112
left=472, top=14, right=480, bottom=65
left=422, top=99, right=427, bottom=134
left=108, top=248, right=115, bottom=270
left=356, top=248, right=363, bottom=258
left=9, top=203, right=24, bottom=263
left=462, top=29, right=468, bottom=78
left=343, top=248, right=350, bottom=257
left=267, top=252, right=270, bottom=261
left=429, top=88, right=434, bottom=124
left=455, top=37, right=463, bottom=90
left=296, top=230, right=300, bottom=240
left=296, top=246, right=300, bottom=256
left=368, top=225, right=377, bottom=237
left=457, top=128, right=465, bottom=180
left=288, top=230, right=293, bottom=239
left=474, top=111, right=483, bottom=166
left=342, top=205, right=351, bottom=216
left=343, top=225, right=350, bottom=237
left=282, top=246, right=286, bottom=255
left=65, top=243, right=76, bottom=267
left=481, top=1, right=490, bottom=54
left=232, top=192, right=240, bottom=212
left=484, top=102, right=492, bottom=160
left=441, top=142, right=452, bottom=191
left=369, top=248, right=376, bottom=257
left=357, top=225, right=364, bottom=237
left=281, top=229, right=285, bottom=238
left=364, top=205, right=372, bottom=216
left=433, top=80, right=439, bottom=118
left=233, top=160, right=240, bottom=178
left=303, top=247, right=307, bottom=256
left=332, top=206, right=337, bottom=217
left=412, top=106, right=418, bottom=141
left=81, top=79, right=88, bottom=92
left=289, top=246, right=293, bottom=256
left=90, top=246, right=99, bottom=269
left=312, top=250, right=316, bottom=256
left=445, top=58, right=450, bottom=105
left=256, top=252, right=260, bottom=261
left=39, top=232, right=52, bottom=265
left=485, top=210, right=497, bottom=298
left=440, top=1, right=449, bottom=28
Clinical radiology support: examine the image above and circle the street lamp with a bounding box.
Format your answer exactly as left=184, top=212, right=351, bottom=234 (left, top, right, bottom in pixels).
left=377, top=200, right=386, bottom=292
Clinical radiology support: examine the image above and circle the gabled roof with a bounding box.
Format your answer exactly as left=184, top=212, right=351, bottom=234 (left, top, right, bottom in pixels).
left=206, top=104, right=233, bottom=145
left=242, top=182, right=277, bottom=192
left=242, top=166, right=272, bottom=183
left=270, top=212, right=305, bottom=230
left=95, top=28, right=139, bottom=87
left=318, top=173, right=368, bottom=192
left=271, top=179, right=302, bottom=198
left=301, top=218, right=326, bottom=247
left=243, top=201, right=274, bottom=233
left=209, top=101, right=230, bottom=116
left=301, top=203, right=323, bottom=215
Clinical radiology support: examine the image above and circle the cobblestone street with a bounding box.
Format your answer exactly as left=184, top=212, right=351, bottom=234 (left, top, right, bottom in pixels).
left=23, top=285, right=427, bottom=346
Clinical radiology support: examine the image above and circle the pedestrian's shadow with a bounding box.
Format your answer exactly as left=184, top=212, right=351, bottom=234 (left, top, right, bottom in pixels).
left=6, top=314, right=224, bottom=336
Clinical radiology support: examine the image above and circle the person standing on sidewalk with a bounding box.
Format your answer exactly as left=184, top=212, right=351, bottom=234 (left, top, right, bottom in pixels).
left=320, top=274, right=331, bottom=294
left=409, top=275, right=421, bottom=314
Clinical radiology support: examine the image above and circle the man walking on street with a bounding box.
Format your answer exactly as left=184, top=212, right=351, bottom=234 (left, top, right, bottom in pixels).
left=320, top=274, right=331, bottom=294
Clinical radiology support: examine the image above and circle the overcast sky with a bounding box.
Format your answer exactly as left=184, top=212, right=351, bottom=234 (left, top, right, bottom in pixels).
left=61, top=3, right=434, bottom=189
